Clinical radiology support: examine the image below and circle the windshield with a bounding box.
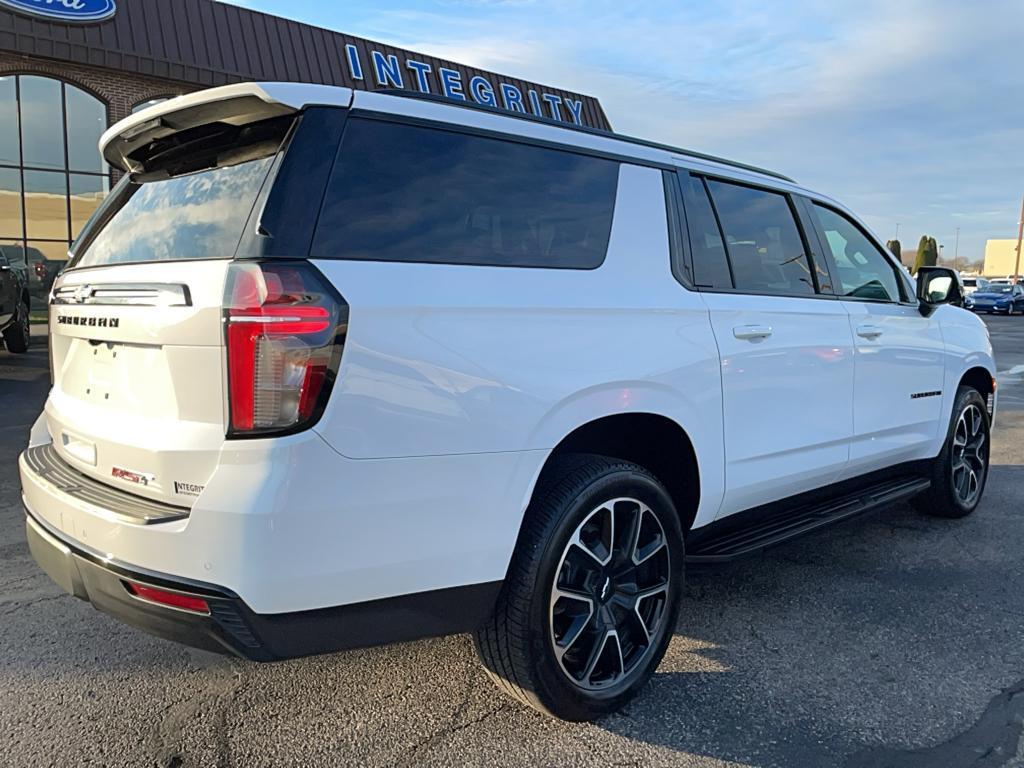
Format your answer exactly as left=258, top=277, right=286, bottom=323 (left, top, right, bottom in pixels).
left=991, top=285, right=1013, bottom=294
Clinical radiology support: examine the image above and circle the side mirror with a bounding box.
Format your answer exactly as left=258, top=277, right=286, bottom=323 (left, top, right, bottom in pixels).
left=916, top=266, right=964, bottom=316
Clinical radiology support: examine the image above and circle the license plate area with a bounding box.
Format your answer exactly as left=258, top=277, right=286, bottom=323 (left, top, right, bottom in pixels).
left=61, top=339, right=170, bottom=414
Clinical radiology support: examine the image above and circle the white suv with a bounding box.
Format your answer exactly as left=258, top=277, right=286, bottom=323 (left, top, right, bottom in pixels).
left=21, top=83, right=996, bottom=721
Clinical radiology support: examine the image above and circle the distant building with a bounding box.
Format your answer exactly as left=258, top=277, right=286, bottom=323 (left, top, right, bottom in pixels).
left=984, top=240, right=1023, bottom=277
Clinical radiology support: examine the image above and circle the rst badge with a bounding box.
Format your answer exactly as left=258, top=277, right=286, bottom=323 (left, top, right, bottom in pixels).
left=111, top=466, right=155, bottom=487
left=0, top=0, right=117, bottom=23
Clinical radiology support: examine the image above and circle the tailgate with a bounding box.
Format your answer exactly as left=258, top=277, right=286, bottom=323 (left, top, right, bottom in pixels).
left=46, top=260, right=230, bottom=506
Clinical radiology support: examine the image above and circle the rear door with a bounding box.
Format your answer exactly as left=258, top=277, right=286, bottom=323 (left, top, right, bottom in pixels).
left=677, top=173, right=855, bottom=518
left=803, top=201, right=945, bottom=475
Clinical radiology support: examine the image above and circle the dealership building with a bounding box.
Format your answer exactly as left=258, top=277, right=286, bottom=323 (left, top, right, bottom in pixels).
left=0, top=0, right=609, bottom=292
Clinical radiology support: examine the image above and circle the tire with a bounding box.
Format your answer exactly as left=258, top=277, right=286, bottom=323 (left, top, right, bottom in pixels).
left=1, top=300, right=30, bottom=354
left=912, top=386, right=990, bottom=518
left=474, top=454, right=685, bottom=721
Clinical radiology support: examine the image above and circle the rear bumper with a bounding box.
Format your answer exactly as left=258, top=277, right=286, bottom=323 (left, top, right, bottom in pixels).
left=25, top=509, right=271, bottom=659
left=25, top=508, right=501, bottom=661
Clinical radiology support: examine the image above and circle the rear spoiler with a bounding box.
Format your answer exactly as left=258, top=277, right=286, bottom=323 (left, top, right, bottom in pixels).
left=100, top=82, right=353, bottom=173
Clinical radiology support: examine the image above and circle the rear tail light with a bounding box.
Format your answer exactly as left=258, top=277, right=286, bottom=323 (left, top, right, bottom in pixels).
left=224, top=261, right=348, bottom=437
left=125, top=582, right=210, bottom=614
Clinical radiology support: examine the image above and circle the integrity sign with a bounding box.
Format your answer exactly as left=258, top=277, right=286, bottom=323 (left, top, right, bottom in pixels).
left=345, top=45, right=588, bottom=125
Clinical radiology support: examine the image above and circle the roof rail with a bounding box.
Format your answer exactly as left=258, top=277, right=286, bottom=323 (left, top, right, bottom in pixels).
left=371, top=88, right=794, bottom=183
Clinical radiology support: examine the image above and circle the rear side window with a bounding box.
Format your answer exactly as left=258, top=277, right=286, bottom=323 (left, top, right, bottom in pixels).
left=706, top=180, right=815, bottom=296
left=679, top=174, right=732, bottom=289
left=312, top=119, right=619, bottom=269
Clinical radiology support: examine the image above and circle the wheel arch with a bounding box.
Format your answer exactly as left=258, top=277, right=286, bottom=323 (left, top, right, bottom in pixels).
left=959, top=365, right=996, bottom=418
left=525, top=411, right=702, bottom=541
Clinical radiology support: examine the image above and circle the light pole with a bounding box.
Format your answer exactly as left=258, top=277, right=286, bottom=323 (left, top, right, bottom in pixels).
left=954, top=227, right=960, bottom=272
left=895, top=223, right=900, bottom=242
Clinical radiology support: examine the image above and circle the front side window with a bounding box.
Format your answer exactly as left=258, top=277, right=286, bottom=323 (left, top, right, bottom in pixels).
left=312, top=119, right=619, bottom=269
left=812, top=204, right=902, bottom=303
left=706, top=180, right=815, bottom=296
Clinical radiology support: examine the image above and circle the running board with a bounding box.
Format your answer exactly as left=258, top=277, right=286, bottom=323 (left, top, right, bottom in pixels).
left=686, top=476, right=932, bottom=564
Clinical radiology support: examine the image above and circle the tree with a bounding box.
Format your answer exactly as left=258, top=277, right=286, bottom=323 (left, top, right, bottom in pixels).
left=913, top=236, right=938, bottom=273
left=886, top=239, right=902, bottom=264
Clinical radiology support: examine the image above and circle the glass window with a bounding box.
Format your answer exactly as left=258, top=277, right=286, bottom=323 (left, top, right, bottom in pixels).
left=706, top=180, right=814, bottom=296
left=132, top=97, right=170, bottom=114
left=24, top=170, right=68, bottom=240
left=0, top=168, right=23, bottom=238
left=679, top=174, right=731, bottom=289
left=65, top=84, right=106, bottom=173
left=0, top=241, right=25, bottom=268
left=0, top=75, right=109, bottom=284
left=812, top=204, right=901, bottom=302
left=313, top=119, right=619, bottom=269
left=25, top=240, right=67, bottom=302
left=19, top=76, right=65, bottom=171
left=0, top=77, right=19, bottom=166
left=69, top=174, right=110, bottom=238
left=74, top=157, right=274, bottom=268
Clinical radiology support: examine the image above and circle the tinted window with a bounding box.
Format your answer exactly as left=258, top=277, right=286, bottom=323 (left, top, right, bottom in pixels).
left=19, top=76, right=64, bottom=171
left=679, top=174, right=731, bottom=289
left=313, top=119, right=619, bottom=269
left=72, top=157, right=273, bottom=268
left=812, top=204, right=901, bottom=302
left=707, top=180, right=814, bottom=296
left=65, top=84, right=107, bottom=174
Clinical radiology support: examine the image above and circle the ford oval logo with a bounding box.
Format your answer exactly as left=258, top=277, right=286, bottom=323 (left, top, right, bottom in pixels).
left=0, top=0, right=116, bottom=23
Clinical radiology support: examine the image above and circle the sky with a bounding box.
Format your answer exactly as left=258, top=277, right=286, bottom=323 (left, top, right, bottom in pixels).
left=225, top=0, right=1024, bottom=263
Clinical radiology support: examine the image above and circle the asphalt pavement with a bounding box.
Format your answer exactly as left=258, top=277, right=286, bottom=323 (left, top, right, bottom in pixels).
left=1, top=316, right=1023, bottom=768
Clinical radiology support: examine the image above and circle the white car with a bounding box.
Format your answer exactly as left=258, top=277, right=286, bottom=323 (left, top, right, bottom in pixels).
left=961, top=276, right=990, bottom=296
left=21, top=83, right=996, bottom=721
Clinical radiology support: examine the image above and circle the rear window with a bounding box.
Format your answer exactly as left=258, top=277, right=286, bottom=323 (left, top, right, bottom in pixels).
left=68, top=117, right=290, bottom=269
left=312, top=118, right=619, bottom=269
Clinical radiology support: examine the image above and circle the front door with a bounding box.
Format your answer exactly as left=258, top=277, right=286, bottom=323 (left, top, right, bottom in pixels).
left=806, top=203, right=945, bottom=475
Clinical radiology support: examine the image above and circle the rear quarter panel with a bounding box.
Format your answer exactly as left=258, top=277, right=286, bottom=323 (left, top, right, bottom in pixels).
left=311, top=163, right=726, bottom=527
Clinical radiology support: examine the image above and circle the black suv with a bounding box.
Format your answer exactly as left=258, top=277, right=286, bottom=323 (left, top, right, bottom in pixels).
left=0, top=246, right=31, bottom=354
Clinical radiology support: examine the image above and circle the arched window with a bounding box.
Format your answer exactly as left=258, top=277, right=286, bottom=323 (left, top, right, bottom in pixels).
left=0, top=75, right=110, bottom=302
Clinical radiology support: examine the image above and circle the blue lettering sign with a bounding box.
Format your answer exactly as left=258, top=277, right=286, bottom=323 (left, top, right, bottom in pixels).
left=500, top=84, right=526, bottom=114
left=406, top=60, right=432, bottom=93
left=338, top=45, right=588, bottom=126
left=345, top=44, right=364, bottom=81
left=469, top=76, right=496, bottom=108
left=527, top=89, right=544, bottom=118
left=371, top=51, right=404, bottom=88
left=565, top=98, right=584, bottom=125
left=541, top=93, right=563, bottom=121
left=0, top=0, right=116, bottom=22
left=438, top=68, right=466, bottom=101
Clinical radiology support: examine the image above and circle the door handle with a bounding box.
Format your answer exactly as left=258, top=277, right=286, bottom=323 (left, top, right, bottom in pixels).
left=733, top=324, right=773, bottom=340
left=856, top=324, right=883, bottom=340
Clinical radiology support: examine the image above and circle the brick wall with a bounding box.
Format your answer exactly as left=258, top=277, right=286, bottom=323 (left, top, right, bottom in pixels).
left=0, top=51, right=199, bottom=182
left=0, top=51, right=196, bottom=131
